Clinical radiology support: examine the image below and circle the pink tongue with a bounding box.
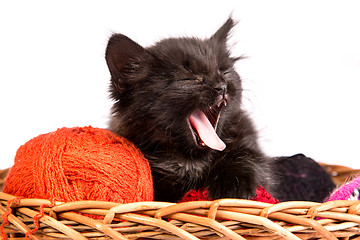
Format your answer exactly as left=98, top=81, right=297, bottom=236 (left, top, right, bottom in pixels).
left=189, top=110, right=226, bottom=151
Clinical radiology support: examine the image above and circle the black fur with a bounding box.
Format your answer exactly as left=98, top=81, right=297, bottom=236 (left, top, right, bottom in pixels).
left=106, top=18, right=273, bottom=202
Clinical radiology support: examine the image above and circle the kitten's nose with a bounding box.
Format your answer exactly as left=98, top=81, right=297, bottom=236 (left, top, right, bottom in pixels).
left=215, top=82, right=227, bottom=95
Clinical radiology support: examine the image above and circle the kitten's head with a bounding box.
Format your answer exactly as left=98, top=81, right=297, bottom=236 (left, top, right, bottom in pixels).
left=106, top=18, right=243, bottom=157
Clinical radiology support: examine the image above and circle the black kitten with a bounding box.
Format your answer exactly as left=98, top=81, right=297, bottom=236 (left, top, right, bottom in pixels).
left=106, top=18, right=273, bottom=202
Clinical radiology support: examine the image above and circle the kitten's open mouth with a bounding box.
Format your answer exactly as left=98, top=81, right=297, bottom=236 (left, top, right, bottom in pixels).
left=188, top=98, right=227, bottom=151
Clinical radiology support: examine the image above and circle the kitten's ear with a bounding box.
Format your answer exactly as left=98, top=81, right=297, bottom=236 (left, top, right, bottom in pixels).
left=211, top=17, right=236, bottom=44
left=105, top=34, right=151, bottom=92
left=211, top=17, right=242, bottom=64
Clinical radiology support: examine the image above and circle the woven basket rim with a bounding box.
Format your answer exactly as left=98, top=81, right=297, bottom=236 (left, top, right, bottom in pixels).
left=1, top=192, right=360, bottom=240
left=1, top=163, right=360, bottom=239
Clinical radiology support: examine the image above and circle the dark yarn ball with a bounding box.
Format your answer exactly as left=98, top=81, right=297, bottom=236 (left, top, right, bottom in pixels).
left=273, top=154, right=336, bottom=202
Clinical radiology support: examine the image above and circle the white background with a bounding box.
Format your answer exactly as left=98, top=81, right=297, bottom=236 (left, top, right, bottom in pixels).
left=1, top=1, right=359, bottom=170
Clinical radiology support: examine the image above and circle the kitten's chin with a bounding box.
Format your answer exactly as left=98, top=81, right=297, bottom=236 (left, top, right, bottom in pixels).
left=188, top=100, right=227, bottom=151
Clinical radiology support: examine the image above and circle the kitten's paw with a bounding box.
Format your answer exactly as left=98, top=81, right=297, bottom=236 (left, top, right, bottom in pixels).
left=207, top=173, right=258, bottom=200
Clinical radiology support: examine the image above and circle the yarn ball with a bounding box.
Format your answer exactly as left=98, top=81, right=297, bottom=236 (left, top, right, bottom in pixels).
left=180, top=186, right=278, bottom=204
left=273, top=154, right=336, bottom=202
left=3, top=126, right=154, bottom=203
left=326, top=176, right=360, bottom=201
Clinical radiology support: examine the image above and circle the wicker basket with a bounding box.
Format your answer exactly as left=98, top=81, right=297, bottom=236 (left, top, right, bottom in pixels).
left=0, top=165, right=359, bottom=240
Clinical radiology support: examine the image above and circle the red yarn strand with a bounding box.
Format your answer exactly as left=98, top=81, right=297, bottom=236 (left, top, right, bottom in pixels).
left=25, top=200, right=55, bottom=240
left=0, top=197, right=23, bottom=240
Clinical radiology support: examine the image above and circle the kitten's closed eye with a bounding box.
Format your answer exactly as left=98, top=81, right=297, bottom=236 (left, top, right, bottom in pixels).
left=220, top=68, right=235, bottom=76
left=180, top=77, right=203, bottom=82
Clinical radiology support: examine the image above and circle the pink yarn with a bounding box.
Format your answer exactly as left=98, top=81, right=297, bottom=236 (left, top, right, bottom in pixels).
left=327, top=176, right=360, bottom=201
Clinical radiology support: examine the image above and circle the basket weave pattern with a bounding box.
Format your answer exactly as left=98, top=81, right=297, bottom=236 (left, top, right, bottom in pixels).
left=1, top=166, right=360, bottom=240
left=1, top=193, right=360, bottom=239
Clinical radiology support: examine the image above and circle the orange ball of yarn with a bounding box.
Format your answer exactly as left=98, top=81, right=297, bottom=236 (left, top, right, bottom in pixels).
left=3, top=126, right=154, bottom=203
